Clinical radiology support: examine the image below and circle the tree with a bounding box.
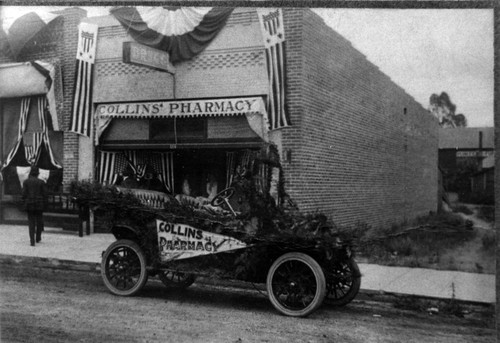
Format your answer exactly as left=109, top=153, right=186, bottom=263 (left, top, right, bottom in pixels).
left=429, top=92, right=467, bottom=128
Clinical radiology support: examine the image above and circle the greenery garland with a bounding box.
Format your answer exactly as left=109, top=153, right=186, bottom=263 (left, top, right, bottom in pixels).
left=70, top=145, right=354, bottom=280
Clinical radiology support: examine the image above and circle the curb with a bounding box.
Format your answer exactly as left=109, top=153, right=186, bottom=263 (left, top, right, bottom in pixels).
left=0, top=254, right=100, bottom=273
left=0, top=254, right=494, bottom=312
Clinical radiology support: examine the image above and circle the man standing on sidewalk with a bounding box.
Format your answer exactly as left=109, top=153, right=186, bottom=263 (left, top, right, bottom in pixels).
left=22, top=167, right=47, bottom=246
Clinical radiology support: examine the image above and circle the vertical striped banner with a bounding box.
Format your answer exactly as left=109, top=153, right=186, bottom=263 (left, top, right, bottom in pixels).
left=257, top=8, right=290, bottom=130
left=70, top=22, right=98, bottom=137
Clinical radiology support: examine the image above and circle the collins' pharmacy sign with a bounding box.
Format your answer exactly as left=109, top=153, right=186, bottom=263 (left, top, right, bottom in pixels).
left=96, top=97, right=265, bottom=119
left=156, top=220, right=247, bottom=262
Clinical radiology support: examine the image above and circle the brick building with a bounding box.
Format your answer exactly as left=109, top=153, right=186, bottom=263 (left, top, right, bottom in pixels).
left=439, top=127, right=494, bottom=203
left=0, top=7, right=438, bottom=228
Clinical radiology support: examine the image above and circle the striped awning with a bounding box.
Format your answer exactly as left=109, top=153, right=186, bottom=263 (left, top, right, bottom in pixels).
left=97, top=97, right=266, bottom=119
left=96, top=97, right=270, bottom=143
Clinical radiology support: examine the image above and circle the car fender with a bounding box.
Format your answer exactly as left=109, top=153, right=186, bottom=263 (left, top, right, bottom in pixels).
left=111, top=225, right=141, bottom=242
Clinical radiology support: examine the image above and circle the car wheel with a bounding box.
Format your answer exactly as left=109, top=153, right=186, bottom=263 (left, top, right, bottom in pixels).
left=266, top=252, right=326, bottom=317
left=324, top=258, right=361, bottom=307
left=101, top=239, right=148, bottom=296
left=158, top=270, right=196, bottom=289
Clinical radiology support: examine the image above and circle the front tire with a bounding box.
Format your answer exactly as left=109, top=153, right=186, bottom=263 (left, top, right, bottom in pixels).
left=266, top=252, right=326, bottom=317
left=101, top=239, right=148, bottom=296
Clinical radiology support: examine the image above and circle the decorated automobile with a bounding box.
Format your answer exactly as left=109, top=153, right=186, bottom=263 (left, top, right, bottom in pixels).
left=72, top=146, right=361, bottom=317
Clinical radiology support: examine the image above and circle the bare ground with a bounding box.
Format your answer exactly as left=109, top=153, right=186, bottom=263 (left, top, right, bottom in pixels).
left=0, top=264, right=496, bottom=343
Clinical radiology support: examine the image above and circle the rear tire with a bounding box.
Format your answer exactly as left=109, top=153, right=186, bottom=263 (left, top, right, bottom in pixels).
left=266, top=252, right=326, bottom=317
left=158, top=270, right=196, bottom=289
left=101, top=239, right=148, bottom=296
left=324, top=258, right=361, bottom=306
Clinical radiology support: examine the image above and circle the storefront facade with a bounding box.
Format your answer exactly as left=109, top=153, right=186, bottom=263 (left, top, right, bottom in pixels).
left=1, top=7, right=438, bottom=228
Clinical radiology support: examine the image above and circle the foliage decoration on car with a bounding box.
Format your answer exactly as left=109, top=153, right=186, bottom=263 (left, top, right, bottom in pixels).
left=70, top=144, right=355, bottom=280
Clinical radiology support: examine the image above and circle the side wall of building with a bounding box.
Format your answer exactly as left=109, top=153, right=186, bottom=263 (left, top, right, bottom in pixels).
left=282, top=9, right=438, bottom=228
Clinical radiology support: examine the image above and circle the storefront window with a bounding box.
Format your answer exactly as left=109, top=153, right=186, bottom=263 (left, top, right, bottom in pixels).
left=150, top=118, right=206, bottom=142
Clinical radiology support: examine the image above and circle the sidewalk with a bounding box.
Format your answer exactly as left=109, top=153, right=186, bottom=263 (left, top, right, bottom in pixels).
left=0, top=224, right=495, bottom=304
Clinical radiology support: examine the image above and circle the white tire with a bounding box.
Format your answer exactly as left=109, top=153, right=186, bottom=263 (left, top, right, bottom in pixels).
left=101, top=239, right=148, bottom=296
left=266, top=252, right=326, bottom=317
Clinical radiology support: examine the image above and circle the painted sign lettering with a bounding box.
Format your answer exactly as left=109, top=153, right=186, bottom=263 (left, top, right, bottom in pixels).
left=96, top=97, right=264, bottom=119
left=156, top=220, right=247, bottom=262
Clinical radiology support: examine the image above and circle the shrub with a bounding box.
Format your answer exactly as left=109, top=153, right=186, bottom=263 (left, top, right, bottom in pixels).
left=355, top=212, right=476, bottom=267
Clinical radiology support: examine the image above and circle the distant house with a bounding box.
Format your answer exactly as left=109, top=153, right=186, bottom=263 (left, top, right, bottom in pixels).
left=438, top=127, right=494, bottom=202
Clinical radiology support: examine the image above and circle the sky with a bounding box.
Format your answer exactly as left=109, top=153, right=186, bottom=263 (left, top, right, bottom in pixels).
left=1, top=6, right=494, bottom=127
left=314, top=8, right=494, bottom=128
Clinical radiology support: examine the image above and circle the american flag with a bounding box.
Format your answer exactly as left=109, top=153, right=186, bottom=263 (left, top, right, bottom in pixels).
left=257, top=8, right=290, bottom=130
left=70, top=22, right=98, bottom=137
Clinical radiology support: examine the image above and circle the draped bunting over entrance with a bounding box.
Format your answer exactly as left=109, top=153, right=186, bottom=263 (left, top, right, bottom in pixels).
left=110, top=7, right=234, bottom=63
left=2, top=96, right=61, bottom=170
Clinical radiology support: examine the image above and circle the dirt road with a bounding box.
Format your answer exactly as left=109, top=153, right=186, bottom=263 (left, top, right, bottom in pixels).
left=0, top=264, right=495, bottom=343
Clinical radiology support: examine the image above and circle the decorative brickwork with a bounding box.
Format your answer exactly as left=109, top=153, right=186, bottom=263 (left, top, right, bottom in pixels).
left=96, top=50, right=265, bottom=77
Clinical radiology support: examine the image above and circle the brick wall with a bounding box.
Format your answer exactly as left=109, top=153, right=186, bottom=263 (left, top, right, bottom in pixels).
left=90, top=8, right=267, bottom=103
left=53, top=8, right=87, bottom=192
left=281, top=9, right=438, bottom=228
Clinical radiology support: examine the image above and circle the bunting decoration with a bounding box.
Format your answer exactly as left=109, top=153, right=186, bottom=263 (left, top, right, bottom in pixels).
left=3, top=97, right=31, bottom=169
left=35, top=97, right=62, bottom=169
left=70, top=22, right=98, bottom=137
left=110, top=7, right=233, bottom=63
left=98, top=151, right=119, bottom=185
left=24, top=132, right=43, bottom=165
left=30, top=61, right=59, bottom=130
left=98, top=150, right=175, bottom=193
left=3, top=96, right=61, bottom=170
left=257, top=8, right=291, bottom=130
left=0, top=11, right=61, bottom=59
left=152, top=152, right=174, bottom=193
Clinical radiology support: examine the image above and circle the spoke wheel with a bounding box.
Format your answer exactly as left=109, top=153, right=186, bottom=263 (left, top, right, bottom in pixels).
left=267, top=252, right=326, bottom=317
left=324, top=258, right=361, bottom=307
left=101, top=239, right=148, bottom=296
left=158, top=270, right=196, bottom=289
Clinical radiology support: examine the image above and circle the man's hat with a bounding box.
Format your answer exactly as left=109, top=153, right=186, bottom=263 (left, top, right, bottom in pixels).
left=30, top=166, right=39, bottom=176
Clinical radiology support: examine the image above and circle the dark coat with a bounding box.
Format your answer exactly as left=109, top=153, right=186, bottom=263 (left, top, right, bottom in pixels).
left=22, top=176, right=48, bottom=211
